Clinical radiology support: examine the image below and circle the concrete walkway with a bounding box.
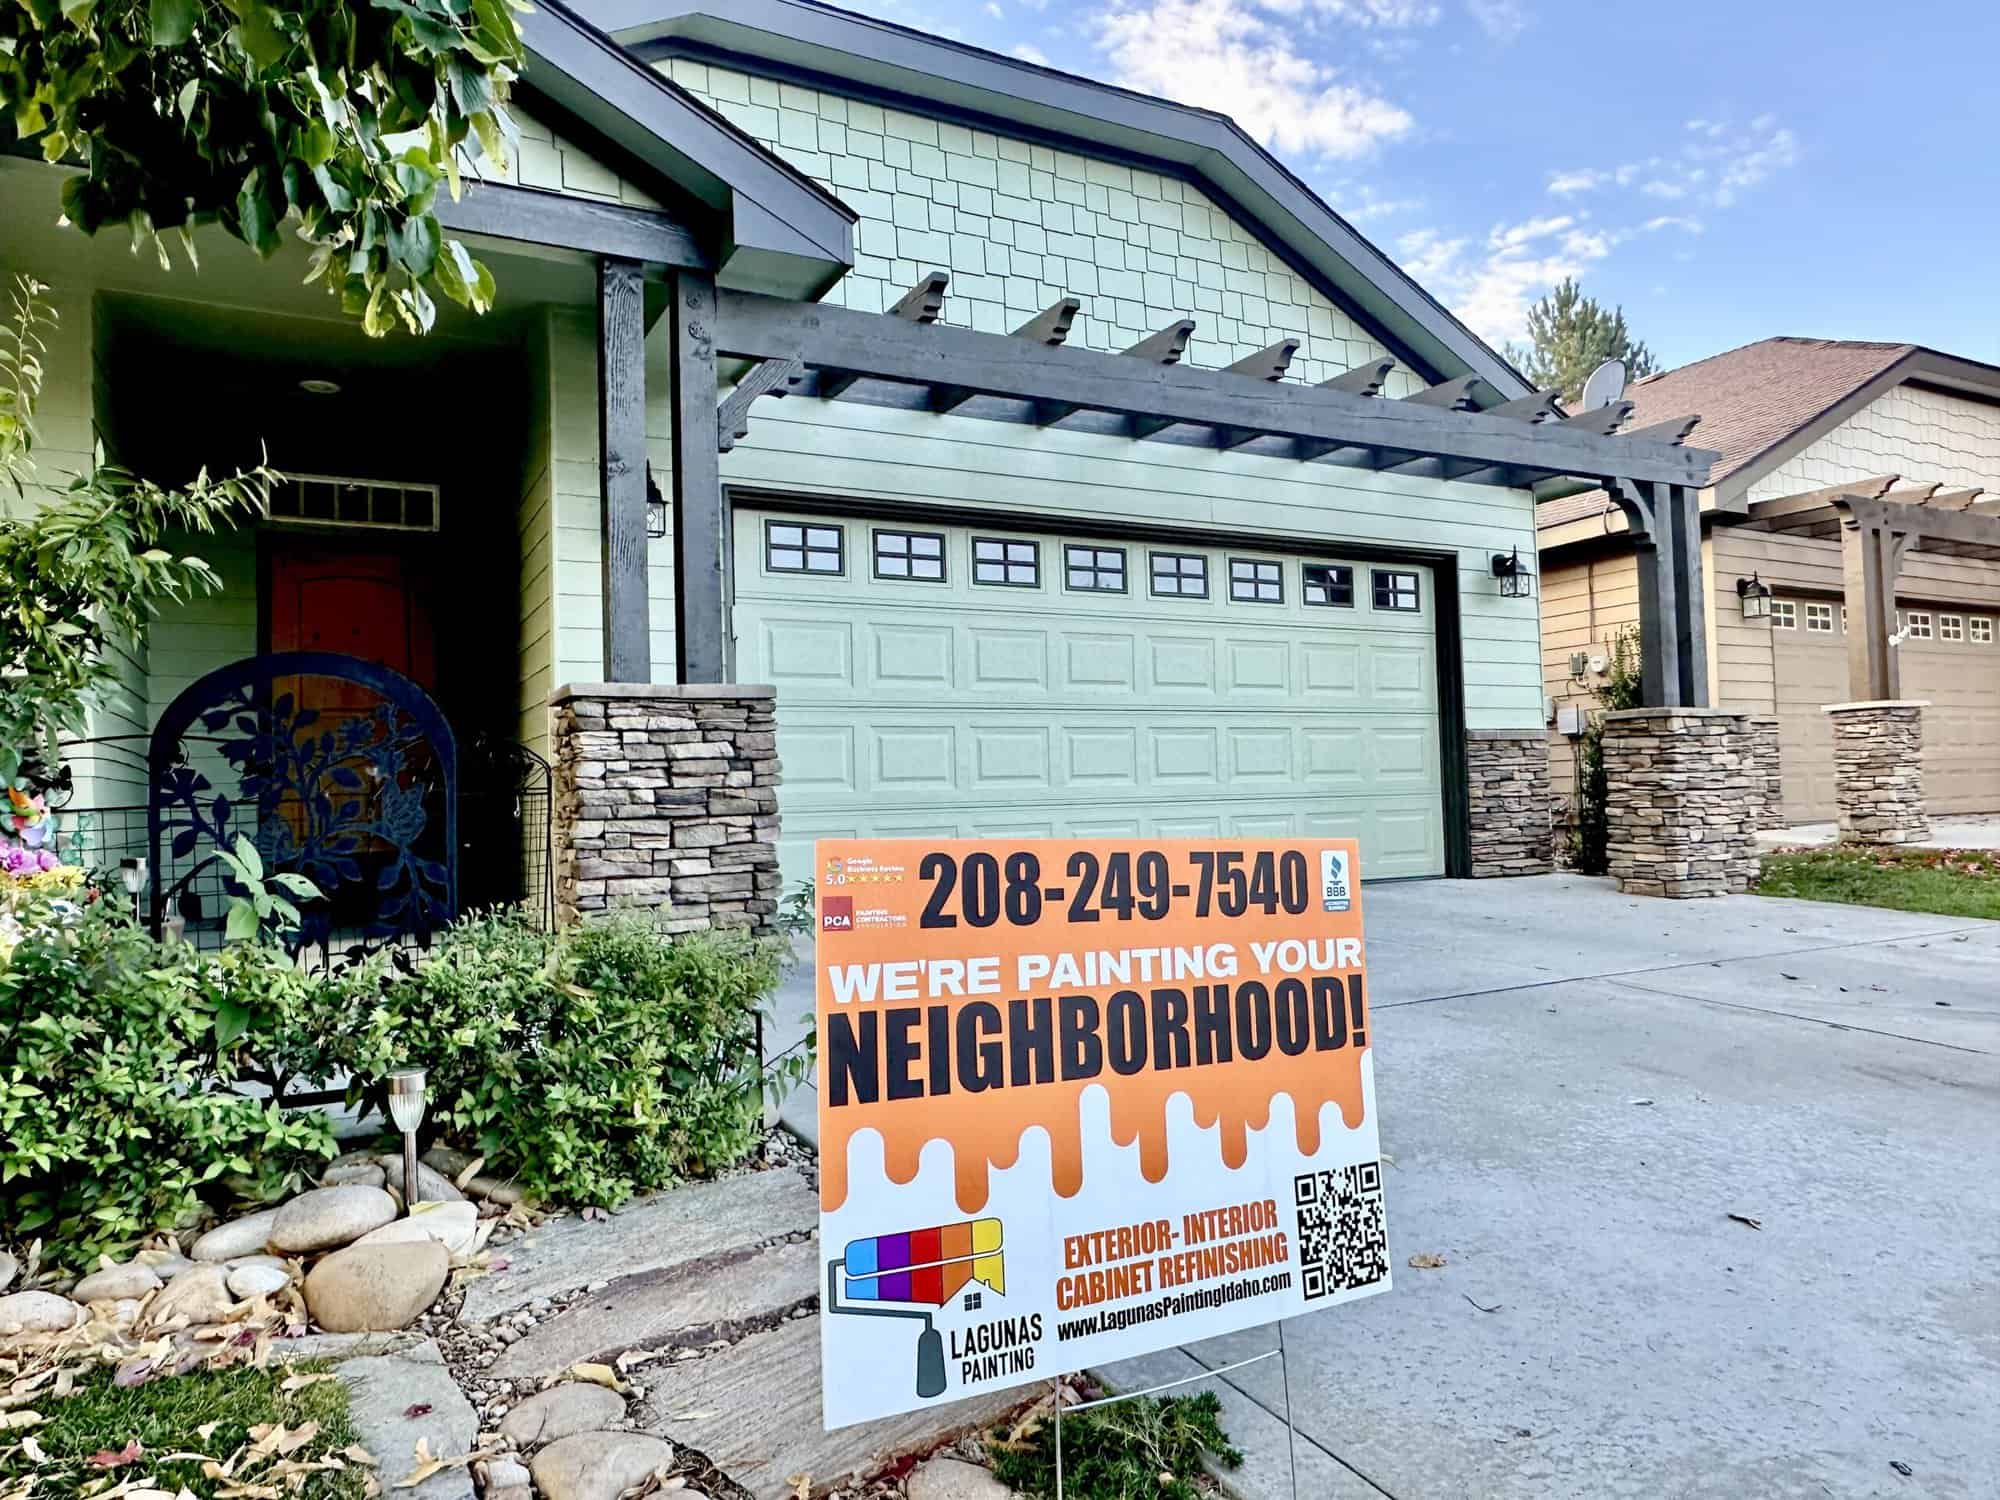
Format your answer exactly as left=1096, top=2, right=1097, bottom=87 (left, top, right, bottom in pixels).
left=1759, top=812, right=2000, bottom=850
left=774, top=874, right=2000, bottom=1498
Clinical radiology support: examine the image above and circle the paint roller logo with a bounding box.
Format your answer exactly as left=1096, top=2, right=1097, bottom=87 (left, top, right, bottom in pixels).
left=827, top=1219, right=1005, bottom=1399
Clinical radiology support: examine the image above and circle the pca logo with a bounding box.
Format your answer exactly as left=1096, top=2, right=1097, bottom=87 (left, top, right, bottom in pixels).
left=822, top=895, right=855, bottom=933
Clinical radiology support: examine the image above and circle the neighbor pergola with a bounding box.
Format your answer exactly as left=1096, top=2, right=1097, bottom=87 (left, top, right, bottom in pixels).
left=1742, top=477, right=2000, bottom=699
left=635, top=269, right=1720, bottom=706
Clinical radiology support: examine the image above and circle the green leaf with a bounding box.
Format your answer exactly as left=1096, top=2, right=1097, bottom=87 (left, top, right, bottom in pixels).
left=235, top=169, right=280, bottom=256
left=149, top=0, right=198, bottom=46
left=229, top=2, right=289, bottom=71
left=387, top=212, right=439, bottom=279
left=176, top=78, right=199, bottom=120
left=231, top=833, right=264, bottom=882
left=214, top=1000, right=251, bottom=1049
left=295, top=120, right=334, bottom=169
left=271, top=872, right=320, bottom=899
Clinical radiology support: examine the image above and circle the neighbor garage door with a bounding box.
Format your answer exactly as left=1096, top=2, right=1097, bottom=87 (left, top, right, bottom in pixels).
left=731, top=507, right=1446, bottom=889
left=1771, top=597, right=2000, bottom=821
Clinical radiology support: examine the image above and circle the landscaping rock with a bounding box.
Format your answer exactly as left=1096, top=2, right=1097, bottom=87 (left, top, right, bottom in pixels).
left=228, top=1263, right=293, bottom=1299
left=323, top=1162, right=388, bottom=1189
left=192, top=1207, right=283, bottom=1262
left=305, top=1241, right=449, bottom=1332
left=145, top=1264, right=236, bottom=1329
left=498, top=1382, right=627, bottom=1450
left=376, top=1154, right=466, bottom=1205
left=906, top=1458, right=1014, bottom=1500
left=337, top=1339, right=477, bottom=1500
left=529, top=1433, right=675, bottom=1500
left=73, top=1262, right=162, bottom=1303
left=0, top=1252, right=17, bottom=1293
left=226, top=1253, right=291, bottom=1276
left=0, top=1291, right=82, bottom=1339
left=270, top=1185, right=398, bottom=1253
left=483, top=1457, right=532, bottom=1500
left=423, top=1147, right=528, bottom=1207
left=353, top=1200, right=480, bottom=1257
left=133, top=1249, right=198, bottom=1278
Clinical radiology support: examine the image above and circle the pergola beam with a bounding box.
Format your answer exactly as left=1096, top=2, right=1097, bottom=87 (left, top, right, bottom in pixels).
left=1320, top=358, right=1396, bottom=398
left=1831, top=491, right=2000, bottom=698
left=821, top=271, right=950, bottom=401
left=1488, top=388, right=1562, bottom=422
left=706, top=289, right=1715, bottom=486
left=1399, top=375, right=1484, bottom=411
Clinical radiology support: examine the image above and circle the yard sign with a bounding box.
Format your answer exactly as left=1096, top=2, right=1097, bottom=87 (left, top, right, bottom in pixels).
left=814, top=836, right=1391, bottom=1430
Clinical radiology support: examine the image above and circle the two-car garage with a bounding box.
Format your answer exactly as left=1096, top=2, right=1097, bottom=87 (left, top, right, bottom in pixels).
left=730, top=503, right=1449, bottom=887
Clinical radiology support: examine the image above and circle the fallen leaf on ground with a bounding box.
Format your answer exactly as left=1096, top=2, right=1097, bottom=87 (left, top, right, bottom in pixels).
left=788, top=1476, right=810, bottom=1500
left=0, top=1411, right=43, bottom=1431
left=1727, top=1213, right=1763, bottom=1231
left=88, top=1439, right=143, bottom=1467
left=1407, top=1253, right=1447, bottom=1270
left=280, top=1373, right=337, bottom=1393
left=401, top=1403, right=431, bottom=1420
left=566, top=1362, right=629, bottom=1393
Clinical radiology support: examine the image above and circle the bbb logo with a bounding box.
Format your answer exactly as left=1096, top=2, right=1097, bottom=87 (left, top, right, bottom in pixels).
left=821, top=895, right=855, bottom=933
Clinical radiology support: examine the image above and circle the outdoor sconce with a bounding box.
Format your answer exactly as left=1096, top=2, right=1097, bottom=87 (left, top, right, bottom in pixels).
left=1490, top=547, right=1535, bottom=599
left=119, top=857, right=146, bottom=924
left=1737, top=574, right=1772, bottom=619
left=645, top=465, right=668, bottom=540
left=387, top=1068, right=428, bottom=1212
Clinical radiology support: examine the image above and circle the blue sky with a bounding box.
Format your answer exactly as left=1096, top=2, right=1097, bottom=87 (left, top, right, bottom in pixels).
left=828, top=0, right=2000, bottom=371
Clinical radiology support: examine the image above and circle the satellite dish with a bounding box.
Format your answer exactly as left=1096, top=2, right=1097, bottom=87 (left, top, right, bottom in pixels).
left=1578, top=358, right=1628, bottom=413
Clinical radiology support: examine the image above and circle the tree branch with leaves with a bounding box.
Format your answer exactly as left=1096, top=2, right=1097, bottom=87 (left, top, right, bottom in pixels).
left=0, top=0, right=525, bottom=336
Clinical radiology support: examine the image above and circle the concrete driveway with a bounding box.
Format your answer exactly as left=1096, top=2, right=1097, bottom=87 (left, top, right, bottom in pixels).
left=768, top=874, right=2000, bottom=1499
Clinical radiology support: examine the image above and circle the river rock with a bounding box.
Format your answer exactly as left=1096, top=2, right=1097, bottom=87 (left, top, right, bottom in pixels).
left=73, top=1262, right=162, bottom=1303
left=498, top=1383, right=626, bottom=1449
left=228, top=1263, right=293, bottom=1299
left=907, top=1458, right=1014, bottom=1500
left=0, top=1291, right=83, bottom=1339
left=192, top=1208, right=282, bottom=1262
left=484, top=1457, right=532, bottom=1500
left=145, top=1264, right=236, bottom=1329
left=322, top=1162, right=387, bottom=1188
left=353, top=1200, right=480, bottom=1257
left=529, top=1433, right=674, bottom=1500
left=376, top=1155, right=466, bottom=1205
left=304, top=1241, right=449, bottom=1332
left=270, top=1185, right=398, bottom=1254
left=134, top=1249, right=198, bottom=1278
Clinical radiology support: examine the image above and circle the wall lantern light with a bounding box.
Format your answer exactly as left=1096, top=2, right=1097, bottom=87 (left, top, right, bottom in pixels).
left=387, top=1068, right=428, bottom=1212
left=645, top=465, right=668, bottom=540
left=1490, top=547, right=1535, bottom=599
left=1737, top=574, right=1772, bottom=619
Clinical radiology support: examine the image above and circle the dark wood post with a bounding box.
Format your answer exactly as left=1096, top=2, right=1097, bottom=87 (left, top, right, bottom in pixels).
left=597, top=257, right=650, bottom=682
left=1841, top=512, right=1908, bottom=700
left=1666, top=483, right=1709, bottom=706
left=670, top=270, right=725, bottom=684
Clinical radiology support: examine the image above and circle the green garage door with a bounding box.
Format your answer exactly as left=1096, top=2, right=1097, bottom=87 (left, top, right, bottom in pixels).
left=732, top=509, right=1447, bottom=887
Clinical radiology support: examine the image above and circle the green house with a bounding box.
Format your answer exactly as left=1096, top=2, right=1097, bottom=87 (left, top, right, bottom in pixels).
left=2, top=0, right=1714, bottom=935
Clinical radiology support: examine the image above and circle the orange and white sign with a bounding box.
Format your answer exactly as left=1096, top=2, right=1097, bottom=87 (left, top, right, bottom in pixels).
left=815, top=837, right=1390, bottom=1429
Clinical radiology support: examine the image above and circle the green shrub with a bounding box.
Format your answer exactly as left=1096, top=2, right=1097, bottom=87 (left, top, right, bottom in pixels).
left=988, top=1390, right=1241, bottom=1500
left=332, top=912, right=782, bottom=1209
left=0, top=895, right=335, bottom=1270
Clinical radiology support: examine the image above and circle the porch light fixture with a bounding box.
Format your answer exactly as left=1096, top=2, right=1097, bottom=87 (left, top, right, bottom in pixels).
left=1737, top=574, right=1772, bottom=619
left=387, top=1068, right=428, bottom=1212
left=645, top=465, right=668, bottom=540
left=1490, top=547, right=1535, bottom=599
left=298, top=378, right=342, bottom=396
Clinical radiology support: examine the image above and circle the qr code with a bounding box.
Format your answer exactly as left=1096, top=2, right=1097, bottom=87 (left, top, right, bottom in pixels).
left=1294, top=1162, right=1389, bottom=1300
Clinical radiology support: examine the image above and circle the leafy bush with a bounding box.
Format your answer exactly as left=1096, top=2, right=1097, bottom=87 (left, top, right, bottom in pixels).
left=0, top=896, right=334, bottom=1270
left=1570, top=625, right=1644, bottom=875
left=987, top=1390, right=1241, bottom=1500
left=331, top=912, right=782, bottom=1209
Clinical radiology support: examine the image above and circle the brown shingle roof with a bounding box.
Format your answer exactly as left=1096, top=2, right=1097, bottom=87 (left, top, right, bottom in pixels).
left=1538, top=337, right=1916, bottom=529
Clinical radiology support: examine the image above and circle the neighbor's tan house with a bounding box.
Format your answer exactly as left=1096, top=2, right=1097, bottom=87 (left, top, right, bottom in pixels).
left=1540, top=337, right=2000, bottom=827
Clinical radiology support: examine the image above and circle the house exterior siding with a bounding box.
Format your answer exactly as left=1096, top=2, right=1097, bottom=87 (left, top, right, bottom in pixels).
left=1747, top=384, right=2000, bottom=502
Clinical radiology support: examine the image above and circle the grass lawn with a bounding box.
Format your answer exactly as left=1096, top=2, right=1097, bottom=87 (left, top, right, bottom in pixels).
left=1756, top=846, right=2000, bottom=920
left=2, top=1362, right=370, bottom=1499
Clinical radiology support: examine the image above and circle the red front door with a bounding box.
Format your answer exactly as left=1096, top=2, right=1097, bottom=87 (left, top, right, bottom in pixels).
left=267, top=545, right=437, bottom=689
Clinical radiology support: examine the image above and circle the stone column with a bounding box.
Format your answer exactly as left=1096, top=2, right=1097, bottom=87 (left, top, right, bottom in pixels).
left=550, top=684, right=782, bottom=933
left=1599, top=708, right=1760, bottom=898
left=1823, top=700, right=1929, bottom=845
left=1464, top=730, right=1553, bottom=876
left=1747, top=715, right=1785, bottom=830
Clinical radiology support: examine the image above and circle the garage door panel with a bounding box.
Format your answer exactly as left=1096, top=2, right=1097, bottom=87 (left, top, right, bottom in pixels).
left=736, top=511, right=1446, bottom=887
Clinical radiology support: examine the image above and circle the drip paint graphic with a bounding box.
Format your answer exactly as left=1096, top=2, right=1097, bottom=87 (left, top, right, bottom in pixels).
left=828, top=1218, right=1007, bottom=1399
left=816, top=838, right=1374, bottom=1215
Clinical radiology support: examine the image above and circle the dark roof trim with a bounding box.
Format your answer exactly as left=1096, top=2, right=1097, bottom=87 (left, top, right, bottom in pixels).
left=1712, top=347, right=2000, bottom=512
left=578, top=0, right=1531, bottom=399
left=438, top=181, right=711, bottom=269
left=520, top=0, right=854, bottom=298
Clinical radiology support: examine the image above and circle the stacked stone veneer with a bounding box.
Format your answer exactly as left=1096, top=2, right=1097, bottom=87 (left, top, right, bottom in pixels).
left=1824, top=701, right=1930, bottom=845
left=1465, top=731, right=1554, bottom=877
left=1748, top=715, right=1785, bottom=830
left=1600, top=709, right=1761, bottom=898
left=550, top=685, right=782, bottom=933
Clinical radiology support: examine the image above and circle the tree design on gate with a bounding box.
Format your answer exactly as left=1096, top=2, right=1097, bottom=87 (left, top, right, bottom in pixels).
left=148, top=652, right=457, bottom=951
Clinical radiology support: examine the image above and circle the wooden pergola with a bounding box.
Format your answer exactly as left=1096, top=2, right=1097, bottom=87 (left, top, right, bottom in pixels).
left=640, top=268, right=1720, bottom=704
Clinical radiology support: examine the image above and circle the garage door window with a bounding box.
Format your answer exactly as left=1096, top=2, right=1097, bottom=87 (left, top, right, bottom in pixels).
left=1907, top=611, right=1933, bottom=640
left=1771, top=600, right=1796, bottom=629
left=1303, top=563, right=1354, bottom=607
left=1228, top=558, right=1283, bottom=604
left=1940, top=614, right=1964, bottom=642
left=1150, top=552, right=1209, bottom=598
left=1372, top=569, right=1421, bottom=612
left=1804, top=602, right=1834, bottom=633
left=766, top=521, right=843, bottom=574
left=1974, top=618, right=1994, bottom=645
left=1065, top=545, right=1127, bottom=593
left=972, top=537, right=1039, bottom=588
left=873, top=529, right=946, bottom=582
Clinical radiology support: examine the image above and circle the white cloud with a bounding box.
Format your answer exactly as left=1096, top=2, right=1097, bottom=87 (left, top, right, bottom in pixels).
left=1547, top=168, right=1605, bottom=196
left=1095, top=0, right=1413, bottom=160
left=1328, top=181, right=1423, bottom=225
left=1465, top=0, right=1526, bottom=40
left=985, top=0, right=1004, bottom=15
left=1643, top=214, right=1704, bottom=235
left=1314, top=0, right=1442, bottom=23
left=1396, top=212, right=1613, bottom=345
left=1012, top=40, right=1052, bottom=64
left=1548, top=117, right=1799, bottom=211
